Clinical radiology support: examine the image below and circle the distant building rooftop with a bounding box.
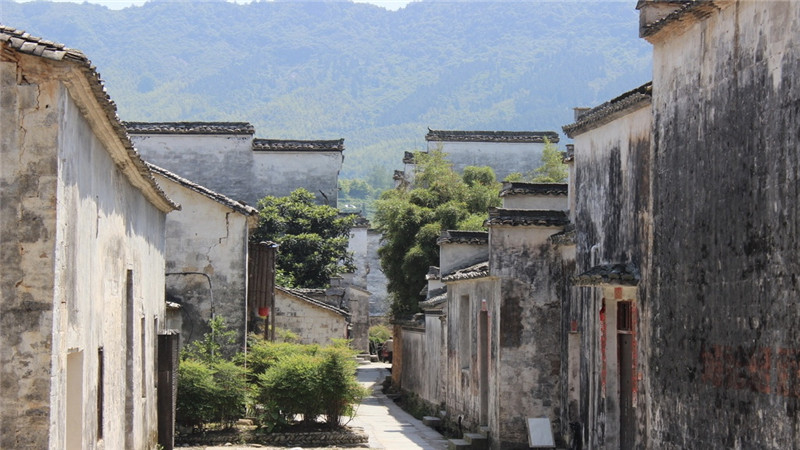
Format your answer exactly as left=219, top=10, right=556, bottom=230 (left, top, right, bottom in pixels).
left=426, top=129, right=560, bottom=144
left=125, top=121, right=256, bottom=135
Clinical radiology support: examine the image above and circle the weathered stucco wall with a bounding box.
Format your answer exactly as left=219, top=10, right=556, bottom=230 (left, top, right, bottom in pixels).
left=274, top=290, right=348, bottom=345
left=366, top=230, right=389, bottom=316
left=567, top=98, right=652, bottom=449
left=132, top=134, right=256, bottom=204
left=646, top=2, right=800, bottom=447
left=502, top=194, right=568, bottom=211
left=443, top=278, right=499, bottom=434
left=155, top=173, right=251, bottom=350
left=132, top=133, right=342, bottom=207
left=1, top=53, right=167, bottom=449
left=489, top=225, right=567, bottom=448
left=252, top=150, right=342, bottom=207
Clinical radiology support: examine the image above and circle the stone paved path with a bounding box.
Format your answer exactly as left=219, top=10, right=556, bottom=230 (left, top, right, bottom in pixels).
left=181, top=361, right=449, bottom=450
left=348, top=361, right=449, bottom=449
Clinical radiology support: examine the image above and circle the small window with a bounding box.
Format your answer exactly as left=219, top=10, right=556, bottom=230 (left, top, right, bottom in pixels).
left=617, top=301, right=633, bottom=333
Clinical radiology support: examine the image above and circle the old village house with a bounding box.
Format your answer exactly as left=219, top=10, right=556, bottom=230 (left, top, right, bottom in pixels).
left=0, top=26, right=179, bottom=449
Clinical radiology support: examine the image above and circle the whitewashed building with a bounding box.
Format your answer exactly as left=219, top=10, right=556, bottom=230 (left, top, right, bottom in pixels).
left=0, top=26, right=178, bottom=449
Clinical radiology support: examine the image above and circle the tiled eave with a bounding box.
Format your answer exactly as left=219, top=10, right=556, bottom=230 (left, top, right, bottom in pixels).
left=549, top=225, right=576, bottom=247
left=277, top=286, right=349, bottom=317
left=437, top=230, right=489, bottom=246
left=573, top=263, right=640, bottom=286
left=442, top=261, right=490, bottom=283
left=125, top=121, right=255, bottom=135
left=0, top=26, right=178, bottom=213
left=486, top=208, right=570, bottom=227
left=499, top=182, right=568, bottom=197
left=403, top=151, right=416, bottom=164
left=563, top=82, right=652, bottom=138
left=426, top=129, right=560, bottom=144
left=252, top=138, right=344, bottom=152
left=147, top=163, right=257, bottom=216
left=640, top=0, right=722, bottom=40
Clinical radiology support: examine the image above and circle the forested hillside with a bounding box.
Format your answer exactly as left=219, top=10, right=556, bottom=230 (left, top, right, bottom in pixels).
left=2, top=0, right=651, bottom=181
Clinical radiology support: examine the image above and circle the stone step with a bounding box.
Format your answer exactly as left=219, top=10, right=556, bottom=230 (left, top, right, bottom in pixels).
left=463, top=432, right=488, bottom=450
left=448, top=438, right=471, bottom=450
left=422, top=416, right=441, bottom=428
left=478, top=425, right=490, bottom=436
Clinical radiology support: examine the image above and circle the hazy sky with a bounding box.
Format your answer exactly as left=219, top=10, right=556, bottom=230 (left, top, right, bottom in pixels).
left=11, top=0, right=415, bottom=11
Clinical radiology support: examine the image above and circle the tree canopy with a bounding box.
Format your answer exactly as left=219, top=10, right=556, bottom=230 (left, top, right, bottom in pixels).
left=374, top=150, right=501, bottom=318
left=251, top=188, right=355, bottom=288
left=506, top=138, right=568, bottom=183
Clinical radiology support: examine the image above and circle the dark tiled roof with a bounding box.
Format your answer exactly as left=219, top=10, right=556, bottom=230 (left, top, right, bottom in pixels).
left=403, top=151, right=416, bottom=164
left=442, top=261, right=489, bottom=283
left=437, top=230, right=489, bottom=245
left=252, top=138, right=344, bottom=152
left=426, top=266, right=441, bottom=281
left=277, top=286, right=349, bottom=317
left=639, top=1, right=717, bottom=39
left=0, top=26, right=178, bottom=213
left=499, top=182, right=568, bottom=197
left=420, top=291, right=448, bottom=311
left=147, top=163, right=257, bottom=216
left=125, top=122, right=255, bottom=135
left=393, top=170, right=405, bottom=180
left=573, top=263, right=640, bottom=286
left=549, top=225, right=576, bottom=246
left=563, top=82, right=653, bottom=138
left=426, top=129, right=560, bottom=144
left=486, top=208, right=570, bottom=227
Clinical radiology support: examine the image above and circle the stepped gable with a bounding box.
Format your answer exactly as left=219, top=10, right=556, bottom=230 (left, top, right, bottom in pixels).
left=573, top=263, right=640, bottom=286
left=486, top=208, right=570, bottom=227
left=499, top=182, right=568, bottom=197
left=437, top=230, right=489, bottom=245
left=146, top=163, right=257, bottom=216
left=563, top=82, right=653, bottom=138
left=252, top=138, right=344, bottom=152
left=125, top=121, right=254, bottom=135
left=403, top=151, right=416, bottom=164
left=442, top=261, right=490, bottom=283
left=0, top=25, right=177, bottom=212
left=425, top=128, right=560, bottom=144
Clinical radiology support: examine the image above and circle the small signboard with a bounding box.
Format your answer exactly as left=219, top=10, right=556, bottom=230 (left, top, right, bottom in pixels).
left=526, top=417, right=555, bottom=448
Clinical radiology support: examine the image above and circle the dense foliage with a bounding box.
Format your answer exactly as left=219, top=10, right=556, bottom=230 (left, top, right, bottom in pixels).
left=177, top=320, right=366, bottom=432
left=5, top=0, right=652, bottom=183
left=375, top=149, right=501, bottom=317
left=251, top=188, right=355, bottom=288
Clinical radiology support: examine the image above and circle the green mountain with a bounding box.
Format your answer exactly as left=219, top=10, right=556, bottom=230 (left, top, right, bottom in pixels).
left=1, top=0, right=652, bottom=180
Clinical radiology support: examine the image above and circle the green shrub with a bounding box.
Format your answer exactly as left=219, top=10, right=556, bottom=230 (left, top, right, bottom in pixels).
left=257, top=353, right=323, bottom=427
left=176, top=359, right=219, bottom=429
left=237, top=335, right=319, bottom=383
left=369, top=324, right=391, bottom=346
left=318, top=346, right=368, bottom=426
left=211, top=359, right=248, bottom=428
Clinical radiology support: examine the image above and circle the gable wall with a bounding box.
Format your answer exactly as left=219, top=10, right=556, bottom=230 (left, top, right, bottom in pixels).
left=155, top=174, right=251, bottom=351
left=648, top=2, right=800, bottom=447
left=1, top=54, right=167, bottom=450
left=274, top=291, right=347, bottom=345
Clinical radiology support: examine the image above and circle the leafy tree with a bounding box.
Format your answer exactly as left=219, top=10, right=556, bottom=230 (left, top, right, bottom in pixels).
left=375, top=149, right=501, bottom=318
left=252, top=188, right=355, bottom=288
left=507, top=138, right=568, bottom=183
left=531, top=138, right=568, bottom=183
